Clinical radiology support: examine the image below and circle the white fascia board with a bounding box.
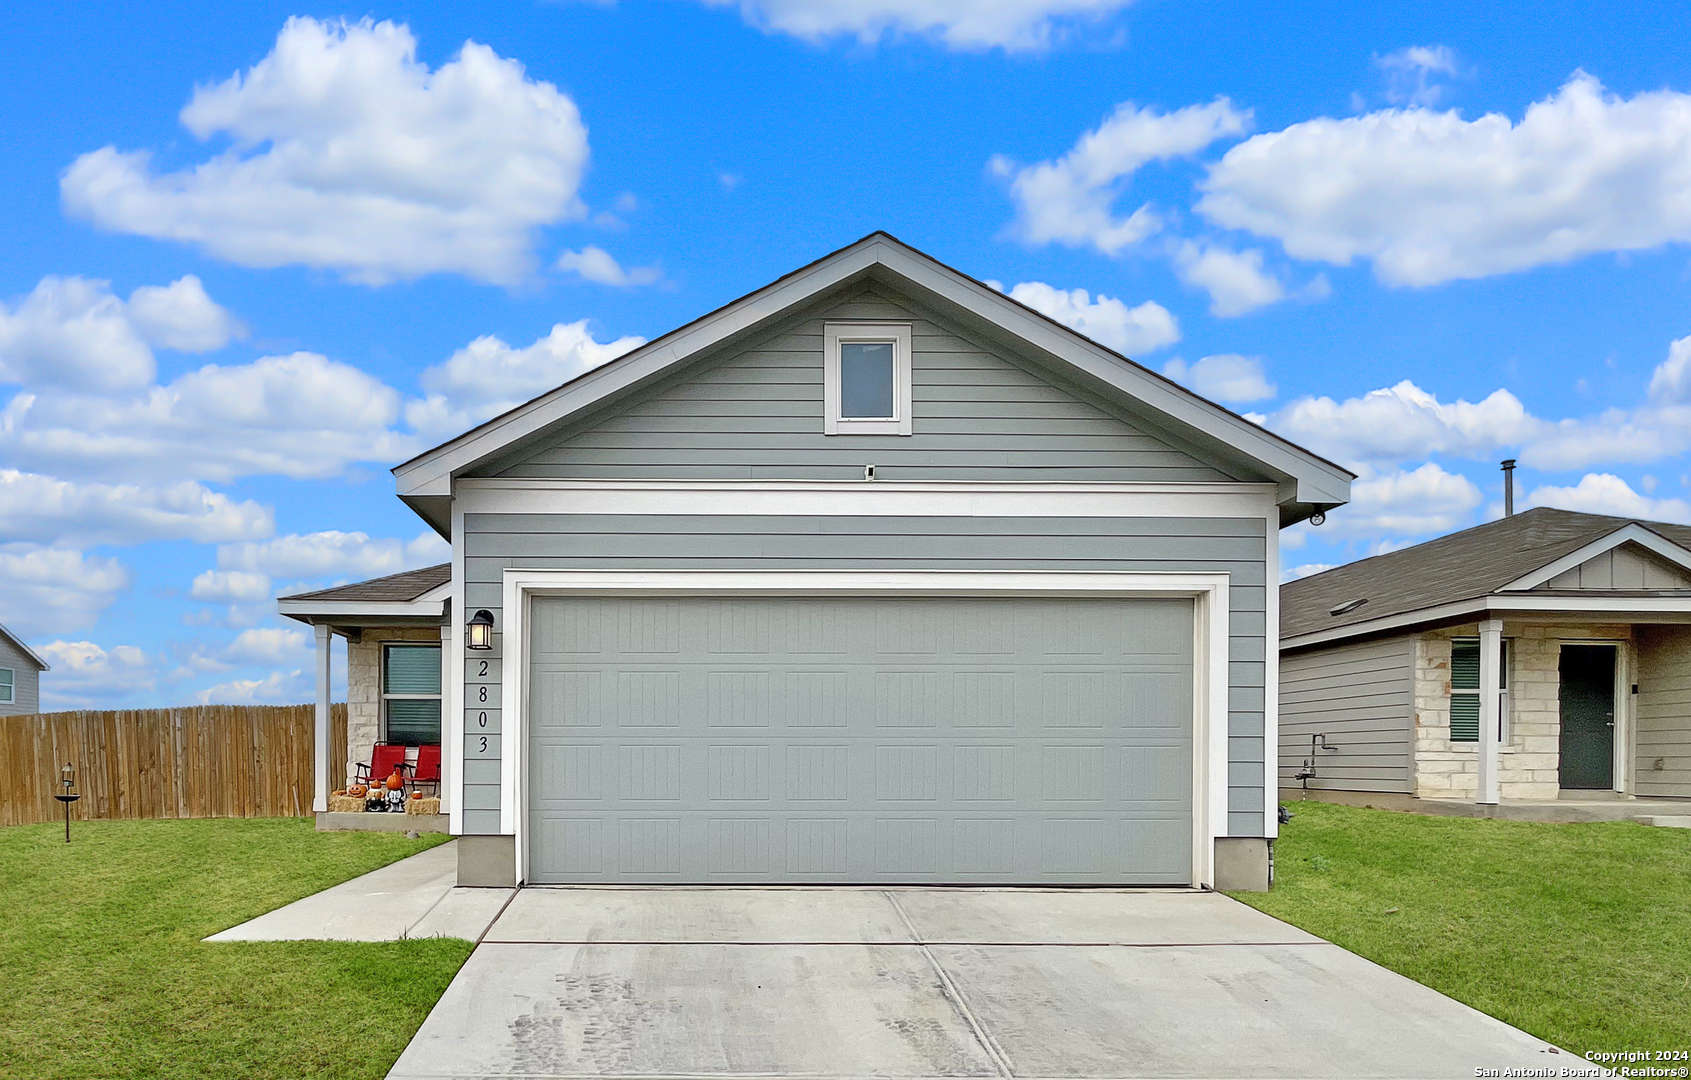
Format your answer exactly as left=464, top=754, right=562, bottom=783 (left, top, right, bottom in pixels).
left=1282, top=591, right=1691, bottom=651
left=454, top=478, right=1279, bottom=519
left=1497, top=524, right=1691, bottom=591
left=276, top=598, right=448, bottom=621
left=394, top=235, right=1350, bottom=511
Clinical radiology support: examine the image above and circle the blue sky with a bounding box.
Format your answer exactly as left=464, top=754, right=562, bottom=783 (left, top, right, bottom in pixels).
left=5, top=0, right=1691, bottom=707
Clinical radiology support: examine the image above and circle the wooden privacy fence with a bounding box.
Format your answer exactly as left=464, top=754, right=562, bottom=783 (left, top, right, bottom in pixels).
left=0, top=704, right=347, bottom=827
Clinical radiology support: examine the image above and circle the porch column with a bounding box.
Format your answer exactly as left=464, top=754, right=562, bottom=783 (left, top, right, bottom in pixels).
left=313, top=623, right=332, bottom=814
left=1477, top=617, right=1503, bottom=804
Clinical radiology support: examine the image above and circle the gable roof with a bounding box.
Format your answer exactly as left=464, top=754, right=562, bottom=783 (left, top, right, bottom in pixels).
left=393, top=232, right=1352, bottom=536
left=0, top=620, right=48, bottom=672
left=279, top=564, right=451, bottom=603
left=1282, top=507, right=1691, bottom=645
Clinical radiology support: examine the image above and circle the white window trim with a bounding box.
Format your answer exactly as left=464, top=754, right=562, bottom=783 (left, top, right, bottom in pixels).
left=0, top=666, right=12, bottom=704
left=497, top=568, right=1231, bottom=890
left=1450, top=636, right=1510, bottom=744
left=382, top=643, right=444, bottom=744
left=824, top=322, right=912, bottom=436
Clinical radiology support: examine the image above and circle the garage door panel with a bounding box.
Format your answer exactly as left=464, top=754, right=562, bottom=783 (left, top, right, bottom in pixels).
left=528, top=595, right=1194, bottom=884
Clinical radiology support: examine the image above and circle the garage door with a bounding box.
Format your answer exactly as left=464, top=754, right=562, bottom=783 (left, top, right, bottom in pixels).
left=526, top=595, right=1193, bottom=884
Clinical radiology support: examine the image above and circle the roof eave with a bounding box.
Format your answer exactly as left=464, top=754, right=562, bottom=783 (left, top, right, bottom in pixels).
left=1284, top=591, right=1691, bottom=651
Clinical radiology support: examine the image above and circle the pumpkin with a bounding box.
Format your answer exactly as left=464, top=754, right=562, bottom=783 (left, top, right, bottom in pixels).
left=347, top=784, right=366, bottom=797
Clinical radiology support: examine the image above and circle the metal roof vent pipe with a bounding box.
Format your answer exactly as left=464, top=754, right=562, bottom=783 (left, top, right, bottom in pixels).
left=1501, top=458, right=1517, bottom=516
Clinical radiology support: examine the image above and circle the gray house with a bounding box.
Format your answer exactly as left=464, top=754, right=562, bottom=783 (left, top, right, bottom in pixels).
left=0, top=620, right=47, bottom=716
left=281, top=233, right=1351, bottom=891
left=1280, top=507, right=1691, bottom=808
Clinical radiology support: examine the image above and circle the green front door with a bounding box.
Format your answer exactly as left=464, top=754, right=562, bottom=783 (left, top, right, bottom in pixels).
left=1558, top=645, right=1615, bottom=790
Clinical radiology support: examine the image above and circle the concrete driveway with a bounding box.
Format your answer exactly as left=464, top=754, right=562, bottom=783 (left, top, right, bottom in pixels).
left=388, top=887, right=1566, bottom=1080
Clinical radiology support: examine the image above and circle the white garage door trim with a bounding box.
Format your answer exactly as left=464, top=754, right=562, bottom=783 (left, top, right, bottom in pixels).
left=498, top=569, right=1231, bottom=888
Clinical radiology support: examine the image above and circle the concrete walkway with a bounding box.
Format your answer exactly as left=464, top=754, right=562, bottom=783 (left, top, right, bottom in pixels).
left=205, top=841, right=514, bottom=943
left=390, top=887, right=1568, bottom=1080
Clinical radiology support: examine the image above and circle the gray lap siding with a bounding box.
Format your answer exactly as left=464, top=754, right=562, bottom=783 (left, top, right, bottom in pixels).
left=482, top=289, right=1241, bottom=485
left=459, top=513, right=1269, bottom=838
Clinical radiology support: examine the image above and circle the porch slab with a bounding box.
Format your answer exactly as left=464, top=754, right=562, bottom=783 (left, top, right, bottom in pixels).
left=205, top=841, right=513, bottom=942
left=1284, top=788, right=1691, bottom=824
left=316, top=810, right=450, bottom=833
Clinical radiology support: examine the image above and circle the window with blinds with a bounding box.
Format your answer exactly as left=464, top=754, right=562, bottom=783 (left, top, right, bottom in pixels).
left=383, top=644, right=441, bottom=746
left=1449, top=638, right=1508, bottom=743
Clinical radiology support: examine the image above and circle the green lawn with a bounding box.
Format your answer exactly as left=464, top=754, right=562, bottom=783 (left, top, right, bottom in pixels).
left=1234, top=801, right=1691, bottom=1055
left=0, top=817, right=473, bottom=1080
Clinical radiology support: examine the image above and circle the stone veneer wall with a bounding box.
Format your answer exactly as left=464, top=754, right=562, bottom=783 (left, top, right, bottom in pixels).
left=1413, top=622, right=1634, bottom=801
left=345, top=626, right=442, bottom=780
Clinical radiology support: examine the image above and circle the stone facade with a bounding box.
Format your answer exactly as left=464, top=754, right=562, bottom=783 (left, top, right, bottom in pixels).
left=346, top=626, right=443, bottom=779
left=1412, top=622, right=1632, bottom=801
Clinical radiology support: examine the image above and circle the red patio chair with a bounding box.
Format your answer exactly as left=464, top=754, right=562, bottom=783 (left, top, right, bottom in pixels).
left=355, top=743, right=410, bottom=789
left=413, top=744, right=442, bottom=797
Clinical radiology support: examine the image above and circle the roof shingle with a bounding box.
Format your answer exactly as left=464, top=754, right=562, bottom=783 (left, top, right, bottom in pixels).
left=280, top=563, right=450, bottom=604
left=1282, top=507, right=1691, bottom=641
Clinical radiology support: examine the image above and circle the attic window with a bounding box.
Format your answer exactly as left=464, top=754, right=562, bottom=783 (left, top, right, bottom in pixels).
left=1329, top=597, right=1368, bottom=616
left=824, top=322, right=912, bottom=436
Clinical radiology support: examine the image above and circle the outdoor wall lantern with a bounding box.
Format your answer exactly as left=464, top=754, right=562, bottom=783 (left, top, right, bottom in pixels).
left=54, top=762, right=81, bottom=843
left=467, top=609, right=495, bottom=650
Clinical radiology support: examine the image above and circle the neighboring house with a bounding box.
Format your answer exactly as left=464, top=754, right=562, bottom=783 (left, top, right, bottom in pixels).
left=280, top=232, right=1351, bottom=891
left=1279, top=506, right=1691, bottom=806
left=0, top=621, right=48, bottom=716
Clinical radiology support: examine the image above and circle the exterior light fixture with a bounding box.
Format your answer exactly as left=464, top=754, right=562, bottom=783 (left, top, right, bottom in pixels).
left=55, top=762, right=81, bottom=843
left=467, top=609, right=495, bottom=651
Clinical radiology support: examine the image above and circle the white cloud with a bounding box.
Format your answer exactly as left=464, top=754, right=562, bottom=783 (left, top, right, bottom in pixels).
left=1200, top=74, right=1691, bottom=286
left=122, top=276, right=243, bottom=353
left=36, top=641, right=154, bottom=708
left=224, top=627, right=312, bottom=667
left=1648, top=334, right=1691, bottom=403
left=992, top=98, right=1250, bottom=254
left=995, top=281, right=1179, bottom=355
left=1172, top=241, right=1285, bottom=316
left=1268, top=380, right=1540, bottom=466
left=61, top=17, right=589, bottom=285
left=1162, top=354, right=1276, bottom=403
left=556, top=247, right=662, bottom=288
left=1526, top=473, right=1691, bottom=524
left=0, top=275, right=238, bottom=394
left=1283, top=562, right=1335, bottom=582
left=1325, top=462, right=1484, bottom=536
left=0, top=471, right=270, bottom=546
left=406, top=321, right=645, bottom=439
left=190, top=570, right=272, bottom=603
left=706, top=0, right=1135, bottom=50
left=218, top=529, right=447, bottom=581
left=1377, top=45, right=1459, bottom=108
left=0, top=546, right=132, bottom=636
left=195, top=669, right=307, bottom=706
left=0, top=351, right=410, bottom=483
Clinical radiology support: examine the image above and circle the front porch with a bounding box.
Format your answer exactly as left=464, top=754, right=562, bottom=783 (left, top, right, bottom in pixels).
left=1408, top=619, right=1691, bottom=804
left=277, top=564, right=453, bottom=834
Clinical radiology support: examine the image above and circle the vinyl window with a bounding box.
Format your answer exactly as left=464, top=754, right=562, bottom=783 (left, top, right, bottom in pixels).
left=1449, top=638, right=1509, bottom=743
left=824, top=322, right=912, bottom=436
left=382, top=644, right=441, bottom=746
left=0, top=667, right=12, bottom=704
